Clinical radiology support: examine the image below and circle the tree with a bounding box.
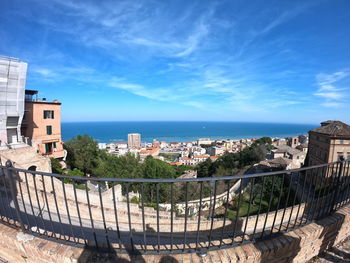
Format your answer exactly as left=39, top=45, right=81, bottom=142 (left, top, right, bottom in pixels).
left=64, top=135, right=99, bottom=175
left=50, top=158, right=63, bottom=174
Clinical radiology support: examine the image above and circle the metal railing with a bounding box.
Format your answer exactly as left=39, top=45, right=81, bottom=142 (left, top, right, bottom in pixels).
left=0, top=160, right=349, bottom=255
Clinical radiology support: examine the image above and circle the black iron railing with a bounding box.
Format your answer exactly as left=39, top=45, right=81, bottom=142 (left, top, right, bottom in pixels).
left=0, top=160, right=349, bottom=255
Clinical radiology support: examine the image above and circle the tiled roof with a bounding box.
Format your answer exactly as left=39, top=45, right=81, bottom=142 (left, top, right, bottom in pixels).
left=311, top=121, right=350, bottom=137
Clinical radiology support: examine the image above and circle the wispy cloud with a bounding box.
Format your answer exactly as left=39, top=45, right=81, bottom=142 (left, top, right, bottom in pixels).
left=2, top=0, right=349, bottom=122
left=314, top=70, right=350, bottom=107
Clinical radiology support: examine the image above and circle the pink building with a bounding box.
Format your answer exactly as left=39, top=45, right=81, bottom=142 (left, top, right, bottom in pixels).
left=22, top=90, right=65, bottom=159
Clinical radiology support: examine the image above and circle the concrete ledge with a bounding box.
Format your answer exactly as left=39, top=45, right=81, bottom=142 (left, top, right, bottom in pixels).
left=0, top=204, right=350, bottom=262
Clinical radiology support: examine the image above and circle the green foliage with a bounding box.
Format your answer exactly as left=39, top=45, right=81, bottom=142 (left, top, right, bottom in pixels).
left=197, top=137, right=273, bottom=178
left=64, top=135, right=100, bottom=175
left=63, top=168, right=84, bottom=184
left=50, top=158, right=63, bottom=174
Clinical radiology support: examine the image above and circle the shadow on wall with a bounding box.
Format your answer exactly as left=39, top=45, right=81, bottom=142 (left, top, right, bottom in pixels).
left=315, top=212, right=346, bottom=262
left=77, top=240, right=180, bottom=263
left=253, top=212, right=347, bottom=263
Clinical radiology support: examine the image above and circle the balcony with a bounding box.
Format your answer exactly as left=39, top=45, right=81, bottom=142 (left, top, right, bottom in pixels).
left=0, top=160, right=349, bottom=257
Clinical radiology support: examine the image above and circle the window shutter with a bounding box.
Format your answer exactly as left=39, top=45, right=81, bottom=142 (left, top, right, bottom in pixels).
left=52, top=111, right=54, bottom=119
left=45, top=143, right=49, bottom=153
left=43, top=111, right=46, bottom=119
left=46, top=126, right=52, bottom=135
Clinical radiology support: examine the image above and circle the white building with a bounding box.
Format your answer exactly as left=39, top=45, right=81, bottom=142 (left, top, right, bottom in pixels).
left=128, top=133, right=141, bottom=148
left=0, top=56, right=27, bottom=147
left=197, top=138, right=212, bottom=146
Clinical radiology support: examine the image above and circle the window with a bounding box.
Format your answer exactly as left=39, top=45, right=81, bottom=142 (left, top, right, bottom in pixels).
left=43, top=110, right=54, bottom=119
left=339, top=140, right=344, bottom=144
left=45, top=143, right=50, bottom=153
left=46, top=125, right=52, bottom=135
left=337, top=152, right=344, bottom=161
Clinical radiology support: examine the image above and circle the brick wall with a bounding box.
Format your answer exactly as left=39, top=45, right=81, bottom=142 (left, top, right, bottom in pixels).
left=0, top=203, right=349, bottom=262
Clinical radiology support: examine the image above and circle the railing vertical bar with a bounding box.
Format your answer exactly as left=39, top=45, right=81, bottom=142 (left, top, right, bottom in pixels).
left=156, top=183, right=160, bottom=253
left=232, top=178, right=243, bottom=241
left=61, top=180, right=76, bottom=242
left=32, top=173, right=47, bottom=234
left=112, top=185, right=122, bottom=248
left=299, top=168, right=315, bottom=226
left=252, top=176, right=266, bottom=239
left=261, top=175, right=276, bottom=239
left=84, top=181, right=98, bottom=248
left=1, top=167, right=16, bottom=222
left=294, top=169, right=308, bottom=228
left=140, top=184, right=147, bottom=252
left=270, top=173, right=285, bottom=235
left=242, top=177, right=255, bottom=242
left=337, top=161, right=349, bottom=208
left=309, top=167, right=323, bottom=220
left=219, top=180, right=231, bottom=248
left=0, top=168, right=10, bottom=223
left=41, top=175, right=55, bottom=235
left=5, top=166, right=25, bottom=231
left=17, top=171, right=30, bottom=228
left=195, top=181, right=204, bottom=251
left=318, top=164, right=332, bottom=218
left=279, top=172, right=293, bottom=232
left=329, top=162, right=340, bottom=214
left=170, top=182, right=174, bottom=252
left=51, top=177, right=65, bottom=239
left=24, top=172, right=40, bottom=233
left=183, top=182, right=189, bottom=252
left=327, top=163, right=339, bottom=214
left=73, top=183, right=86, bottom=244
left=208, top=180, right=217, bottom=249
left=312, top=166, right=327, bottom=220
left=286, top=171, right=301, bottom=230
left=98, top=183, right=110, bottom=250
left=341, top=161, right=350, bottom=207
left=126, top=183, right=134, bottom=251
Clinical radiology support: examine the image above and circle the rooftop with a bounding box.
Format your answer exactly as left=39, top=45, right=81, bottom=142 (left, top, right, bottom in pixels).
left=311, top=120, right=350, bottom=138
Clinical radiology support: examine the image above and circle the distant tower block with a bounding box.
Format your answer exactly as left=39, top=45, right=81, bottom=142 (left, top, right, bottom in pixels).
left=128, top=133, right=141, bottom=148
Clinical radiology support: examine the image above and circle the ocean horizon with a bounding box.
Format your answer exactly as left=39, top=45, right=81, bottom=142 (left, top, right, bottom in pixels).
left=61, top=121, right=318, bottom=143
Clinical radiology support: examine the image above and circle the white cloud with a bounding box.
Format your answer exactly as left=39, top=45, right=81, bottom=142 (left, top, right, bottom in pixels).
left=314, top=69, right=350, bottom=108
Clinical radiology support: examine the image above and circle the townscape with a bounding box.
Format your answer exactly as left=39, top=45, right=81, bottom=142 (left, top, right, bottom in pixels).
left=1, top=0, right=350, bottom=261
left=98, top=133, right=308, bottom=171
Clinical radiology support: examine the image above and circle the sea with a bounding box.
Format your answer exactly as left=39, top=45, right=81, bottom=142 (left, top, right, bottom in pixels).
left=61, top=121, right=318, bottom=143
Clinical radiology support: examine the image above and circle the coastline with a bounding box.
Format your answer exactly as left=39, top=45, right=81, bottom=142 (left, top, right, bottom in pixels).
left=61, top=121, right=317, bottom=143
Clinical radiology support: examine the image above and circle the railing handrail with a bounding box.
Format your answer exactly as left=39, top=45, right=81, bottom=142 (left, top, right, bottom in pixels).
left=1, top=160, right=342, bottom=183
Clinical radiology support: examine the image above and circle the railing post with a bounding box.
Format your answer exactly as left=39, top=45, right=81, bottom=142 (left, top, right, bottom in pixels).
left=332, top=160, right=344, bottom=213
left=4, top=160, right=25, bottom=231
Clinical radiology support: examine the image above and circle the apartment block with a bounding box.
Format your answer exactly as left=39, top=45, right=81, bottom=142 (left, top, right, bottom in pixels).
left=0, top=56, right=27, bottom=146
left=22, top=90, right=65, bottom=159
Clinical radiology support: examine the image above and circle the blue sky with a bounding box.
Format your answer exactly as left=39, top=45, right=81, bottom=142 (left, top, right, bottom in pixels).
left=1, top=0, right=350, bottom=124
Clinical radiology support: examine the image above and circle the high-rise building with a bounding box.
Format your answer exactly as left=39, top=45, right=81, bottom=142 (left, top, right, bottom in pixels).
left=22, top=90, right=65, bottom=159
left=0, top=55, right=27, bottom=146
left=128, top=133, right=141, bottom=148
left=307, top=120, right=350, bottom=166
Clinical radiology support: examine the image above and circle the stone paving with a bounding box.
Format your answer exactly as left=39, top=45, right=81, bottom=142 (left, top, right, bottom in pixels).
left=309, top=236, right=350, bottom=263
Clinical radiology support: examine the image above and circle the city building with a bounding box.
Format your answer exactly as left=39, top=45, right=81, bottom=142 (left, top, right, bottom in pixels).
left=287, top=136, right=299, bottom=148
left=207, top=146, right=225, bottom=156
left=0, top=55, right=27, bottom=147
left=308, top=120, right=350, bottom=166
left=127, top=133, right=141, bottom=148
left=22, top=90, right=65, bottom=159
left=197, top=138, right=212, bottom=146
left=139, top=147, right=159, bottom=158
